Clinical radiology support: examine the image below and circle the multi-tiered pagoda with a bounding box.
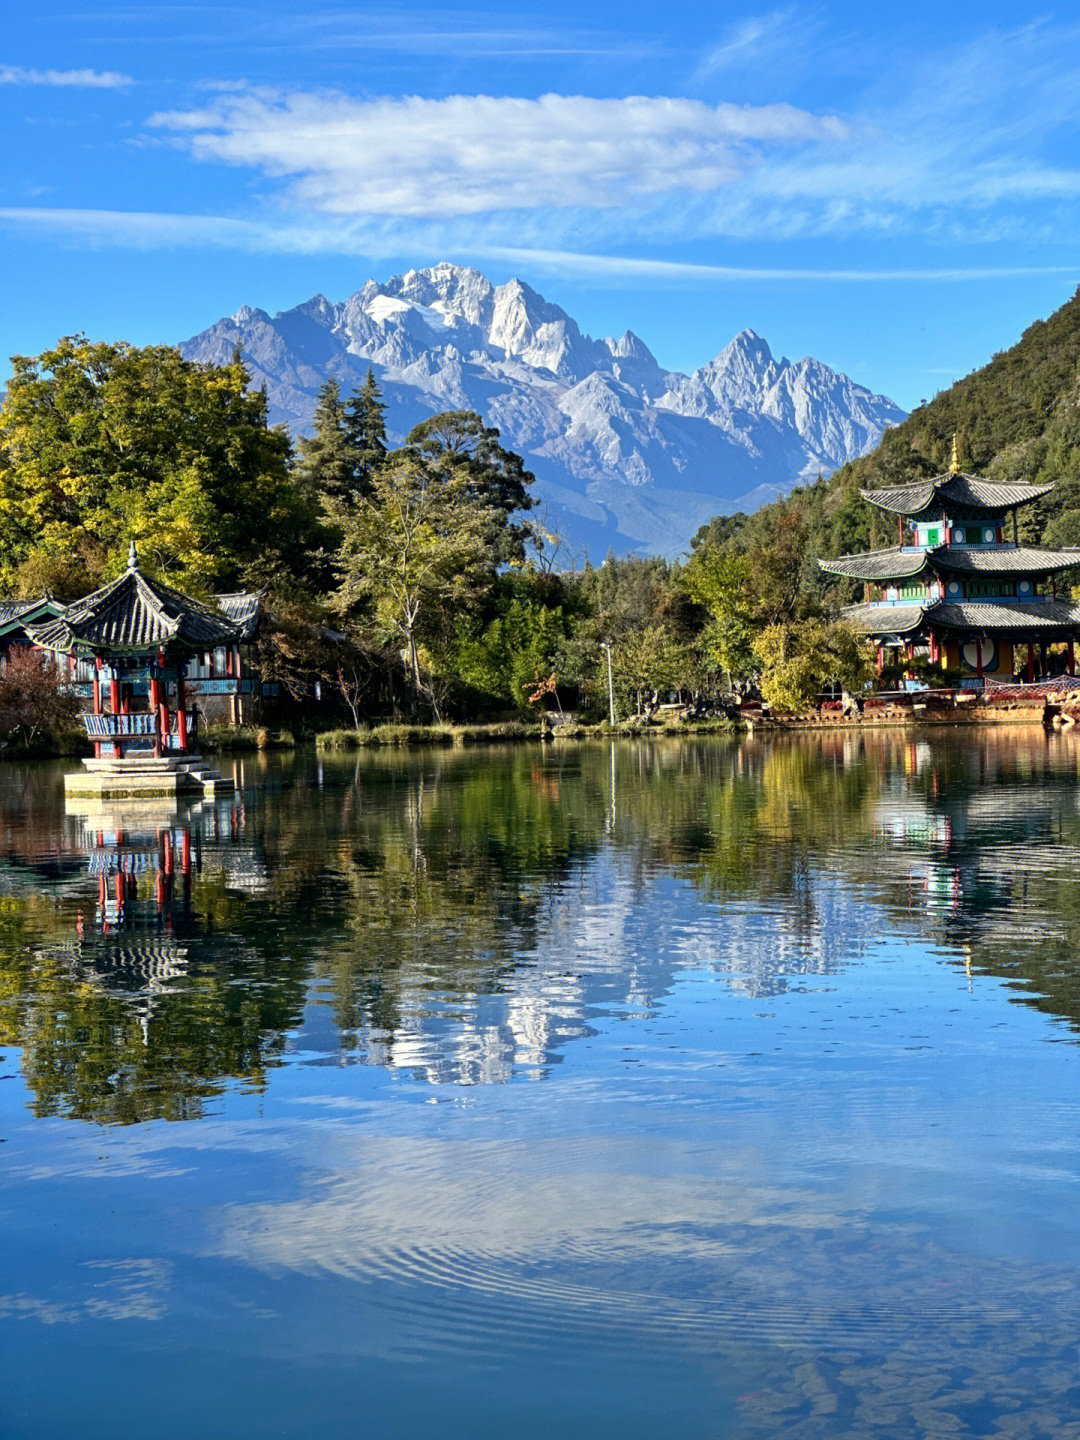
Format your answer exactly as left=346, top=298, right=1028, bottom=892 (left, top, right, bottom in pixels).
left=820, top=447, right=1080, bottom=684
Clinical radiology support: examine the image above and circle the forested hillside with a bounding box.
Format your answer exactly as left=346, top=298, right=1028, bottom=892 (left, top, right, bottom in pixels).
left=699, top=285, right=1080, bottom=587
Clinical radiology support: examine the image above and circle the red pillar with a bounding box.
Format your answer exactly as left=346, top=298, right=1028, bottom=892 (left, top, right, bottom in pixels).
left=110, top=669, right=122, bottom=758
left=1069, top=641, right=1075, bottom=677
left=149, top=672, right=161, bottom=757
left=1027, top=642, right=1035, bottom=684
left=92, top=657, right=103, bottom=759
left=976, top=639, right=984, bottom=681
left=176, top=671, right=188, bottom=752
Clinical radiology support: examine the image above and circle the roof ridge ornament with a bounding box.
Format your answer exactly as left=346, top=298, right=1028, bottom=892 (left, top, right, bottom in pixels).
left=127, top=539, right=138, bottom=571
left=949, top=434, right=960, bottom=474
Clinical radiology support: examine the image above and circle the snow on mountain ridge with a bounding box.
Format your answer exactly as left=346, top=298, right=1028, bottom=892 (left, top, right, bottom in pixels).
left=181, top=263, right=905, bottom=559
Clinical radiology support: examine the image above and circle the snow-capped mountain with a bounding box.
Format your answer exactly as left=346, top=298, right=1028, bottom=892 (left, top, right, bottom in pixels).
left=180, top=262, right=904, bottom=559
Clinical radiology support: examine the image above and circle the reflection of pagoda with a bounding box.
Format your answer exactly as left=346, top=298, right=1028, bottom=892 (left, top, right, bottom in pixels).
left=820, top=443, right=1080, bottom=683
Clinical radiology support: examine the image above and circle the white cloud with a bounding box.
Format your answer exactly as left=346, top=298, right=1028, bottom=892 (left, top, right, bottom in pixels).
left=0, top=63, right=132, bottom=88
left=148, top=90, right=848, bottom=217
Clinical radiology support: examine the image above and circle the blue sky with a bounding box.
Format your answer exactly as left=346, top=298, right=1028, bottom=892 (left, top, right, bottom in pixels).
left=3, top=1, right=1080, bottom=409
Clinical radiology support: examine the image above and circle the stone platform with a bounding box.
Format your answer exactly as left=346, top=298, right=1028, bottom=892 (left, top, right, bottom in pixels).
left=64, top=754, right=234, bottom=802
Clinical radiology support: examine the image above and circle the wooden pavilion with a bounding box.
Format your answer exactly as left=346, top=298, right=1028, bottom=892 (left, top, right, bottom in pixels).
left=819, top=451, right=1080, bottom=685
left=27, top=544, right=237, bottom=798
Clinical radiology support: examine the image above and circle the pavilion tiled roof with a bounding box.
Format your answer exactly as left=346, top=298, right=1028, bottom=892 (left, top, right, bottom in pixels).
left=931, top=546, right=1080, bottom=575
left=26, top=549, right=239, bottom=658
left=819, top=547, right=929, bottom=580
left=928, top=599, right=1080, bottom=633
left=859, top=473, right=1053, bottom=517
left=843, top=598, right=1080, bottom=637
left=842, top=604, right=927, bottom=635
left=214, top=591, right=262, bottom=641
left=821, top=543, right=1080, bottom=582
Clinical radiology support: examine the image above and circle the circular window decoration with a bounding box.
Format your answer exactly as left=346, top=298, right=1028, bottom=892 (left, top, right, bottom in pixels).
left=1018, top=579, right=1031, bottom=594
left=953, top=528, right=964, bottom=544
left=947, top=581, right=961, bottom=596
left=962, top=638, right=998, bottom=672
left=983, top=527, right=995, bottom=543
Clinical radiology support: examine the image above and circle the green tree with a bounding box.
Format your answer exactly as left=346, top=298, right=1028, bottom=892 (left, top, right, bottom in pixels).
left=402, top=411, right=536, bottom=563
left=344, top=367, right=388, bottom=496
left=0, top=336, right=309, bottom=595
left=753, top=619, right=873, bottom=713
left=331, top=453, right=503, bottom=718
left=293, top=378, right=357, bottom=505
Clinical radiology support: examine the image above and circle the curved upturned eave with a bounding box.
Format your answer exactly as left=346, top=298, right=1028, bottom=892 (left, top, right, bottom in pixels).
left=819, top=548, right=929, bottom=581
left=859, top=473, right=1055, bottom=517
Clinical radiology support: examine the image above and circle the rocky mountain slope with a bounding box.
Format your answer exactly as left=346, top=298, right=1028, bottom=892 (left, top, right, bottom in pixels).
left=180, top=263, right=904, bottom=559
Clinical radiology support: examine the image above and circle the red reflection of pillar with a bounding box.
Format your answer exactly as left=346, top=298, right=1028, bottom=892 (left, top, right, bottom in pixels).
left=1027, top=642, right=1035, bottom=684
left=181, top=828, right=191, bottom=876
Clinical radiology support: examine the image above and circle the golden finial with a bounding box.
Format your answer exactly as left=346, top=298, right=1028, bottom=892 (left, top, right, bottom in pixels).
left=949, top=434, right=960, bottom=473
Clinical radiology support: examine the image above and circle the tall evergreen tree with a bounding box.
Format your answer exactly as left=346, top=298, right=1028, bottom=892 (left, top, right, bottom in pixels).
left=344, top=368, right=387, bottom=497
left=293, top=379, right=358, bottom=505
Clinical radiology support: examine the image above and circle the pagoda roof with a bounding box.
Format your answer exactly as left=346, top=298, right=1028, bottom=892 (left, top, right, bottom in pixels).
left=859, top=472, right=1053, bottom=517
left=821, top=543, right=1080, bottom=582
left=932, top=546, right=1080, bottom=576
left=843, top=604, right=926, bottom=636
left=929, top=599, right=1080, bottom=633
left=26, top=549, right=239, bottom=658
left=820, top=547, right=929, bottom=580
left=843, top=598, right=1080, bottom=637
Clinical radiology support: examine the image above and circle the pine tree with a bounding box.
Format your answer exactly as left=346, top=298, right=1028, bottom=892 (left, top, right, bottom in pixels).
left=293, top=379, right=357, bottom=505
left=344, top=368, right=387, bottom=497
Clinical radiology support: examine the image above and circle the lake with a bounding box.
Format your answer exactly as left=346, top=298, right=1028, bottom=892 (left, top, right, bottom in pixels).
left=1, top=733, right=1078, bottom=1439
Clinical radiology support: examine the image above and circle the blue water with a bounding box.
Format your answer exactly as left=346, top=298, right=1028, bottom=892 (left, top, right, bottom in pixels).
left=1, top=733, right=1078, bottom=1438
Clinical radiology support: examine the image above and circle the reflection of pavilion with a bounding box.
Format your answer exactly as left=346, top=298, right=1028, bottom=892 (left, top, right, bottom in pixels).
left=64, top=796, right=250, bottom=1038
left=870, top=739, right=1075, bottom=945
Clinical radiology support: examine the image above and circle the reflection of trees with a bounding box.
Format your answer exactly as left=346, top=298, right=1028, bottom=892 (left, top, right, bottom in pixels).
left=0, top=796, right=310, bottom=1124
left=4, top=728, right=1080, bottom=1121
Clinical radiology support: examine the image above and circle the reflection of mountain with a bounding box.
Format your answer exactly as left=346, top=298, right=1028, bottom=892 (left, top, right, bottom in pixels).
left=3, top=732, right=1080, bottom=1118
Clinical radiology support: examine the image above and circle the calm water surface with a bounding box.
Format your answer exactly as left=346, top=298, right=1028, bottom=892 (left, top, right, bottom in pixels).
left=1, top=733, right=1079, bottom=1439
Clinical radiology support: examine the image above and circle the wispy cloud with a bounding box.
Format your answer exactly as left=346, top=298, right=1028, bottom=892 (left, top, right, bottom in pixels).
left=1, top=206, right=1074, bottom=288
left=0, top=63, right=133, bottom=88
left=692, top=7, right=806, bottom=82
left=149, top=91, right=848, bottom=217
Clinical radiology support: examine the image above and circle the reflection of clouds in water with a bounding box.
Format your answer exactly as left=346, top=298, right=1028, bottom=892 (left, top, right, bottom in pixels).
left=207, top=1133, right=1080, bottom=1437
left=0, top=1259, right=171, bottom=1325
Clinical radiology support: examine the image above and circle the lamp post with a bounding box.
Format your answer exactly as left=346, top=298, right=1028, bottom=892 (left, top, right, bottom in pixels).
left=600, top=641, right=616, bottom=727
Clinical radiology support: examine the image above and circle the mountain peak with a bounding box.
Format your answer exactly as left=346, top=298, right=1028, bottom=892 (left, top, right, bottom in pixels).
left=181, top=266, right=905, bottom=559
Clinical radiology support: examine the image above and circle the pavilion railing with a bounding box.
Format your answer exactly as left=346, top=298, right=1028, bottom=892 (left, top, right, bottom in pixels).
left=83, top=713, right=158, bottom=738
left=82, top=713, right=198, bottom=743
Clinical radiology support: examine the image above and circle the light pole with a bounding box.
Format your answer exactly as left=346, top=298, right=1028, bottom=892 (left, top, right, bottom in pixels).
left=600, top=640, right=616, bottom=727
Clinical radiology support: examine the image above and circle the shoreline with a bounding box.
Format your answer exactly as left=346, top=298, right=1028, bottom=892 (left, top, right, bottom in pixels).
left=2, top=706, right=1063, bottom=762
